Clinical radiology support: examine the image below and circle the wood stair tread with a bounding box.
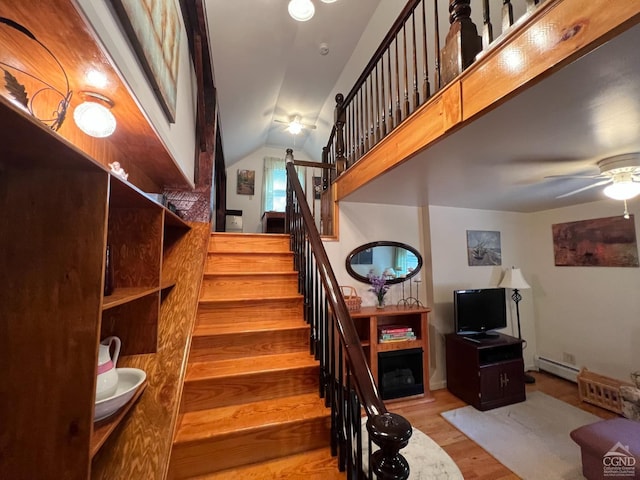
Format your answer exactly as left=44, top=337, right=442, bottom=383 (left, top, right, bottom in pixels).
left=191, top=447, right=344, bottom=479
left=174, top=393, right=329, bottom=443
left=193, top=319, right=307, bottom=336
left=202, top=271, right=298, bottom=277
left=186, top=352, right=317, bottom=380
left=207, top=250, right=293, bottom=255
left=198, top=295, right=303, bottom=304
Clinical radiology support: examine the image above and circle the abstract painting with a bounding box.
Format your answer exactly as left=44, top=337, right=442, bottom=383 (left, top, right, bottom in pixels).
left=552, top=215, right=639, bottom=267
left=467, top=230, right=502, bottom=266
left=236, top=169, right=255, bottom=195
left=111, top=0, right=182, bottom=122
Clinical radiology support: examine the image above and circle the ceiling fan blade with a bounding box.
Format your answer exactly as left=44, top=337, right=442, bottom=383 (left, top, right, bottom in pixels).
left=273, top=119, right=289, bottom=125
left=556, top=179, right=612, bottom=198
left=544, top=174, right=604, bottom=179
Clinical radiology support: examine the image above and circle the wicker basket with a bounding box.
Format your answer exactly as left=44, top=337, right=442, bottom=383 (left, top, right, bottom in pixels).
left=340, top=286, right=362, bottom=312
left=577, top=367, right=632, bottom=414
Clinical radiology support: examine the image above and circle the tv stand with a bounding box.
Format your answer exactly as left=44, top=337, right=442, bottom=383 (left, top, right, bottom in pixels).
left=446, top=332, right=525, bottom=411
left=469, top=331, right=499, bottom=339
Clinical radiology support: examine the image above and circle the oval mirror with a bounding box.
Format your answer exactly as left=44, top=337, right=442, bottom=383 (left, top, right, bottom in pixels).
left=345, top=241, right=423, bottom=285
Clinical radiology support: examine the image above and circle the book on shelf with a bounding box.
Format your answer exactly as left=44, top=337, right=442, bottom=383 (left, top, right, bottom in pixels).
left=380, top=332, right=416, bottom=339
left=379, top=333, right=416, bottom=342
left=378, top=325, right=412, bottom=334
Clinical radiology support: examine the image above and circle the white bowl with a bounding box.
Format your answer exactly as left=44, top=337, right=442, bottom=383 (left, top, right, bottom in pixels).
left=94, top=367, right=146, bottom=422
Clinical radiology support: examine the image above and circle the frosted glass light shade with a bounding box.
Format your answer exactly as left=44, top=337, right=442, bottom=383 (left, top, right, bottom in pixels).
left=287, top=118, right=303, bottom=135
left=499, top=267, right=530, bottom=290
left=74, top=101, right=116, bottom=138
left=288, top=0, right=315, bottom=21
left=603, top=181, right=640, bottom=200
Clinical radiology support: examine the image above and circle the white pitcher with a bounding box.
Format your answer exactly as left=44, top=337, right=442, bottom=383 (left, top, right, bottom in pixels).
left=96, top=336, right=121, bottom=401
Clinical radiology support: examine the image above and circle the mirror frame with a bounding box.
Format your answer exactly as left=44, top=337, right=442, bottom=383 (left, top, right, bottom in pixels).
left=345, top=241, right=423, bottom=285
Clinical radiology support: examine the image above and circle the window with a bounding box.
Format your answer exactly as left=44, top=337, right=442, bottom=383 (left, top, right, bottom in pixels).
left=262, top=156, right=305, bottom=212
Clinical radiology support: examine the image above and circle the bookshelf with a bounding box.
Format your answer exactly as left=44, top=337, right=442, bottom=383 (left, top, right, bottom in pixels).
left=350, top=306, right=433, bottom=402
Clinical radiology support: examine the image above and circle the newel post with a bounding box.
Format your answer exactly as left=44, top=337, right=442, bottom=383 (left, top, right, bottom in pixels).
left=368, top=412, right=413, bottom=480
left=439, top=0, right=482, bottom=86
left=334, top=93, right=347, bottom=176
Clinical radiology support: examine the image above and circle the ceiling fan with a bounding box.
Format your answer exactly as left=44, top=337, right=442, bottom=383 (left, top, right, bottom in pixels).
left=273, top=115, right=317, bottom=135
left=546, top=153, right=640, bottom=201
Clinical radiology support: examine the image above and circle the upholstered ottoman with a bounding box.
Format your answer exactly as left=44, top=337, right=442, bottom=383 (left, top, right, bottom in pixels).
left=570, top=417, right=640, bottom=480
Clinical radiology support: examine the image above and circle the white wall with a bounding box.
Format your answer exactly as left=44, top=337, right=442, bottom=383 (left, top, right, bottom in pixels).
left=226, top=146, right=321, bottom=233
left=324, top=202, right=425, bottom=308
left=528, top=198, right=640, bottom=381
left=75, top=0, right=197, bottom=185
left=428, top=205, right=537, bottom=388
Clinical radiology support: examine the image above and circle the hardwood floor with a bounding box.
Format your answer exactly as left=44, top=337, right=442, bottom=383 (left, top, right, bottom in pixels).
left=391, top=371, right=618, bottom=480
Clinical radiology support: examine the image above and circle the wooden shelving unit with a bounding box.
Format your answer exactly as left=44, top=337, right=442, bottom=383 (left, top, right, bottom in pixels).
left=0, top=96, right=206, bottom=479
left=350, top=305, right=433, bottom=402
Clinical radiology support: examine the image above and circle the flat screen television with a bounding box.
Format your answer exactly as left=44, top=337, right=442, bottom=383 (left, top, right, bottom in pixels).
left=453, top=288, right=507, bottom=337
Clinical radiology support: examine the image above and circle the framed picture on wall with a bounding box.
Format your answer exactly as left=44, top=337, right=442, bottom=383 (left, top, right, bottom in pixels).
left=552, top=215, right=639, bottom=267
left=467, top=230, right=502, bottom=266
left=313, top=176, right=322, bottom=200
left=237, top=169, right=255, bottom=195
left=111, top=0, right=182, bottom=123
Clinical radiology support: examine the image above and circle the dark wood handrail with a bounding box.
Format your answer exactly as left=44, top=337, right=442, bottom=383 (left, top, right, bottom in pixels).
left=286, top=162, right=412, bottom=478
left=286, top=163, right=384, bottom=417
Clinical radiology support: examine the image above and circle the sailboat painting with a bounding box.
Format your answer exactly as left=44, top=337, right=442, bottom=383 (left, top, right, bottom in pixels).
left=467, top=230, right=502, bottom=266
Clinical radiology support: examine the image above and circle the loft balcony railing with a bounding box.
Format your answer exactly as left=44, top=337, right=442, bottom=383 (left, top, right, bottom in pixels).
left=320, top=0, right=544, bottom=191
left=286, top=161, right=412, bottom=479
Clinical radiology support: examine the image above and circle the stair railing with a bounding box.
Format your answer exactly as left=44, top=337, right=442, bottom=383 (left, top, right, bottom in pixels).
left=286, top=162, right=413, bottom=479
left=321, top=0, right=546, bottom=175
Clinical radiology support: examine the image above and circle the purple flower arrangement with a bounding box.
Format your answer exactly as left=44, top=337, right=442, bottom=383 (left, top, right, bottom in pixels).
left=368, top=273, right=389, bottom=307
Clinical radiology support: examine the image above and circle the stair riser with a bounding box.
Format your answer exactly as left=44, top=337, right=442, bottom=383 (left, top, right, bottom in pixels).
left=206, top=253, right=293, bottom=273
left=190, top=329, right=309, bottom=362
left=181, top=367, right=318, bottom=412
left=200, top=274, right=298, bottom=299
left=169, top=417, right=331, bottom=478
left=197, top=298, right=303, bottom=326
left=209, top=234, right=290, bottom=253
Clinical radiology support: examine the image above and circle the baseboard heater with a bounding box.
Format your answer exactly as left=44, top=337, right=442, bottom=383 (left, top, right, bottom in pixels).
left=536, top=356, right=580, bottom=383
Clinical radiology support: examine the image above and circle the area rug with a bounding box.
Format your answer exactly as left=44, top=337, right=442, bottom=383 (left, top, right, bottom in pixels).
left=441, top=392, right=601, bottom=479
left=360, top=417, right=463, bottom=479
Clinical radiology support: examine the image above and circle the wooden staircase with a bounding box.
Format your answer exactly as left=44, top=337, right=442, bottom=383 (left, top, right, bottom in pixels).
left=168, top=233, right=343, bottom=479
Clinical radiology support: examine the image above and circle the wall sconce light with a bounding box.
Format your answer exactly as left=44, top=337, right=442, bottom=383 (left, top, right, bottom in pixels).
left=73, top=91, right=116, bottom=138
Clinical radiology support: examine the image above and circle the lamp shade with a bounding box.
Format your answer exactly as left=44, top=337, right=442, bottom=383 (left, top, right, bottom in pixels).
left=498, top=267, right=530, bottom=290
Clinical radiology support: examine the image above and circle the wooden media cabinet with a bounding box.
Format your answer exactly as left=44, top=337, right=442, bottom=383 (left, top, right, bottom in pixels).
left=350, top=306, right=433, bottom=402
left=446, top=332, right=525, bottom=411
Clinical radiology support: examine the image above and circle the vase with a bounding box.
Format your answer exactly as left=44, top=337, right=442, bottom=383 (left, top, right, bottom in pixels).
left=376, top=298, right=385, bottom=309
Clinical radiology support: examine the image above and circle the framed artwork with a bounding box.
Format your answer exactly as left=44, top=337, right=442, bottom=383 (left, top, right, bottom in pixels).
left=552, top=215, right=639, bottom=267
left=313, top=176, right=322, bottom=200
left=467, top=230, right=502, bottom=266
left=111, top=0, right=182, bottom=123
left=236, top=169, right=255, bottom=195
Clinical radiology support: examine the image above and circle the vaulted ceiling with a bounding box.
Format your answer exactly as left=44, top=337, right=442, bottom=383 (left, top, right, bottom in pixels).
left=204, top=1, right=640, bottom=213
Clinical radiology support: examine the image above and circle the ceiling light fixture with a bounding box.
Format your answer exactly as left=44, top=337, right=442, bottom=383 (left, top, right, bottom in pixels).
left=287, top=116, right=304, bottom=135
left=603, top=173, right=640, bottom=200
left=288, top=0, right=315, bottom=21
left=73, top=92, right=116, bottom=138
